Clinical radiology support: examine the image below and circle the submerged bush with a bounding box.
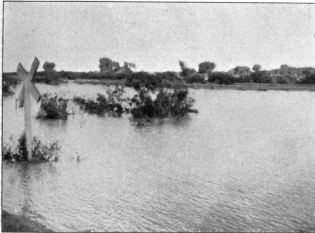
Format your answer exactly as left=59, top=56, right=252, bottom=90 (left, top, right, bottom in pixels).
left=73, top=86, right=126, bottom=115
left=73, top=94, right=108, bottom=115
left=129, top=87, right=197, bottom=118
left=71, top=85, right=197, bottom=119
left=2, top=133, right=60, bottom=163
left=106, top=86, right=126, bottom=113
left=36, top=93, right=69, bottom=120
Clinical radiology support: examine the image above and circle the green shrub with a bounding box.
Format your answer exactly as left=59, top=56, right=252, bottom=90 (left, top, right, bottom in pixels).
left=36, top=93, right=69, bottom=120
left=2, top=133, right=60, bottom=163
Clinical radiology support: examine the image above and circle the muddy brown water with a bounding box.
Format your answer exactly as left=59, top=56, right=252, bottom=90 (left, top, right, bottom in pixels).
left=2, top=83, right=315, bottom=231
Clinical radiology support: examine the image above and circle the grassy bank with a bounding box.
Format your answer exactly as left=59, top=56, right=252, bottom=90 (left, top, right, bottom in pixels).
left=1, top=210, right=53, bottom=232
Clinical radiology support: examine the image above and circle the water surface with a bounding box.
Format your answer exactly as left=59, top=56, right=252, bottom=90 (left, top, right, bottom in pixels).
left=3, top=83, right=315, bottom=231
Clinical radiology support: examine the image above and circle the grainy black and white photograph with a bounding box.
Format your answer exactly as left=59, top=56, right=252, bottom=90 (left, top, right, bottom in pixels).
left=1, top=1, right=315, bottom=232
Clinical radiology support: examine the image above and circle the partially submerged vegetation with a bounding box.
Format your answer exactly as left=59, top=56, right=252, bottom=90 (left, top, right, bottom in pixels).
left=73, top=86, right=126, bottom=115
left=36, top=93, right=69, bottom=120
left=129, top=88, right=197, bottom=118
left=74, top=94, right=110, bottom=115
left=128, top=76, right=197, bottom=118
left=72, top=84, right=197, bottom=119
left=2, top=133, right=60, bottom=163
left=34, top=84, right=196, bottom=120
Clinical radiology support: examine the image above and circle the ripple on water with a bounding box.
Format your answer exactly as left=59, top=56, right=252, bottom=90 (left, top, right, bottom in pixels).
left=3, top=85, right=315, bottom=231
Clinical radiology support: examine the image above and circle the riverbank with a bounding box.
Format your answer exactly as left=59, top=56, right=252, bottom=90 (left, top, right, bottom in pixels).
left=73, top=79, right=315, bottom=91
left=1, top=210, right=53, bottom=232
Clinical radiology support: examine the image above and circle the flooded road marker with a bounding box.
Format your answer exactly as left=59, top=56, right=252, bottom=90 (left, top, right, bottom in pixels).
left=17, top=57, right=41, bottom=161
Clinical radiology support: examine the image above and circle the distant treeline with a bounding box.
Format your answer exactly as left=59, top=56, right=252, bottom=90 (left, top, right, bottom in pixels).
left=3, top=58, right=315, bottom=91
left=178, top=61, right=315, bottom=85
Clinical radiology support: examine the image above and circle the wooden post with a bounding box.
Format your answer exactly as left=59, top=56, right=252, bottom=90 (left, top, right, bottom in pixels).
left=17, top=57, right=41, bottom=161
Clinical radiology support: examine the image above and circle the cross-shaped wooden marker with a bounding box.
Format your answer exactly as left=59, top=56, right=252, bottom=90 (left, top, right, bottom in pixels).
left=17, top=57, right=41, bottom=161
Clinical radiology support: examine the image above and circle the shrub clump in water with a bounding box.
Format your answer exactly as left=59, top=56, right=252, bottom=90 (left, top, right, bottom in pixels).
left=72, top=85, right=197, bottom=119
left=2, top=133, right=60, bottom=163
left=36, top=93, right=69, bottom=120
left=129, top=87, right=197, bottom=118
left=73, top=86, right=126, bottom=115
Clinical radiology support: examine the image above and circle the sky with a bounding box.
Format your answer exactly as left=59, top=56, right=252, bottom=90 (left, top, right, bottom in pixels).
left=3, top=2, right=315, bottom=73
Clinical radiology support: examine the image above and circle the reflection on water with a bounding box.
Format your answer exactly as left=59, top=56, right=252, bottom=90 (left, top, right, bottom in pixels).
left=3, top=83, right=315, bottom=232
left=37, top=118, right=68, bottom=129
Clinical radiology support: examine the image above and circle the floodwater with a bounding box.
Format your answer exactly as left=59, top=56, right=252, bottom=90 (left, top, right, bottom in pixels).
left=2, top=83, right=315, bottom=232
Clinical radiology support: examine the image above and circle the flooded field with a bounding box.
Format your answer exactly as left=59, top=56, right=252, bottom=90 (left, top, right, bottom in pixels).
left=2, top=83, right=315, bottom=232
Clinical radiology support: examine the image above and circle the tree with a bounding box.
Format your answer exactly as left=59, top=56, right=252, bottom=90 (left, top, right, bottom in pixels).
left=252, top=64, right=261, bottom=73
left=179, top=61, right=186, bottom=71
left=232, top=66, right=251, bottom=77
left=99, top=57, right=113, bottom=73
left=122, top=62, right=136, bottom=73
left=179, top=61, right=196, bottom=77
left=208, top=72, right=235, bottom=85
left=43, top=62, right=56, bottom=71
left=42, top=61, right=59, bottom=84
left=280, top=64, right=289, bottom=75
left=186, top=73, right=205, bottom=84
left=126, top=62, right=136, bottom=69
left=112, top=61, right=120, bottom=72
left=198, top=61, right=216, bottom=74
